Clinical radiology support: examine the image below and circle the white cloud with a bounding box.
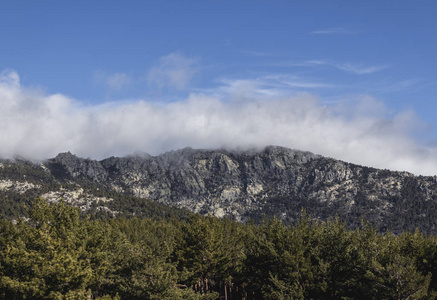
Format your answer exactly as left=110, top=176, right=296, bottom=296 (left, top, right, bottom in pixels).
left=0, top=69, right=20, bottom=89
left=147, top=53, right=197, bottom=90
left=1, top=69, right=437, bottom=176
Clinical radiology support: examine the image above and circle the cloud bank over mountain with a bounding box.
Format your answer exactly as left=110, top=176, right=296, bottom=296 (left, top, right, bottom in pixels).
left=1, top=69, right=436, bottom=175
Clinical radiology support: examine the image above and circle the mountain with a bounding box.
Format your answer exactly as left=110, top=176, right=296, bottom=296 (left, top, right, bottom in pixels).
left=1, top=146, right=437, bottom=234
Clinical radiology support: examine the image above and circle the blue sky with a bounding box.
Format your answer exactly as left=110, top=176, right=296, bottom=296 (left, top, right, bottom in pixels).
left=1, top=1, right=437, bottom=175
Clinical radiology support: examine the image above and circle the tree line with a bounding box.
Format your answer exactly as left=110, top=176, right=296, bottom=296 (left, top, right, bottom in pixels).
left=1, top=199, right=437, bottom=299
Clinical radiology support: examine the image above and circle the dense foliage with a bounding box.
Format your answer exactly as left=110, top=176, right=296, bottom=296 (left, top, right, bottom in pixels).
left=2, top=200, right=437, bottom=299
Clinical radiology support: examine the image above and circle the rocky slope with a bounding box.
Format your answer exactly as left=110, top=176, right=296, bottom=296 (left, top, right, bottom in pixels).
left=2, top=146, right=437, bottom=233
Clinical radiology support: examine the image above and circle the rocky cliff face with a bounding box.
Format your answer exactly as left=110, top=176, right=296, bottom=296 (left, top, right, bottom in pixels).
left=38, top=146, right=437, bottom=233
left=1, top=146, right=437, bottom=233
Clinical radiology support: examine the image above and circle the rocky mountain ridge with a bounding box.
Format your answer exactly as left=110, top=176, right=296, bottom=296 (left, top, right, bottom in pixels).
left=2, top=146, right=437, bottom=233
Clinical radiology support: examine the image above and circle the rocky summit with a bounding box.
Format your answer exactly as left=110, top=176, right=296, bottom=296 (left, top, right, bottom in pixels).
left=2, top=146, right=437, bottom=234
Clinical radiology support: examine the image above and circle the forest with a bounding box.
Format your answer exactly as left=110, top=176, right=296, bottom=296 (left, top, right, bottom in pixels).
left=1, top=199, right=437, bottom=299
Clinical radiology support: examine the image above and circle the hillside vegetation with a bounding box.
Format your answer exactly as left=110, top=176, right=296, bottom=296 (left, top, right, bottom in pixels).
left=2, top=199, right=437, bottom=299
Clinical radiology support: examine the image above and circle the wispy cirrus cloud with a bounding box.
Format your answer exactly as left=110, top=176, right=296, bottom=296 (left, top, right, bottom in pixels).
left=147, top=52, right=197, bottom=90
left=265, top=74, right=336, bottom=89
left=203, top=74, right=336, bottom=100
left=335, top=64, right=388, bottom=75
left=310, top=27, right=355, bottom=35
left=307, top=60, right=389, bottom=75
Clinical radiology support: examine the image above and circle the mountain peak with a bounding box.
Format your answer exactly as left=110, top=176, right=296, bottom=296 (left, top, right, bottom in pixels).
left=3, top=146, right=436, bottom=234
